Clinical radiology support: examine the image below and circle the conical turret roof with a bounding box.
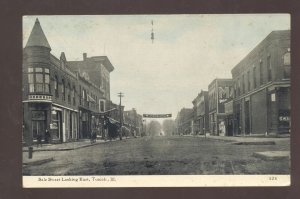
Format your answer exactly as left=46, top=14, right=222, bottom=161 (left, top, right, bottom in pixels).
left=25, top=18, right=51, bottom=49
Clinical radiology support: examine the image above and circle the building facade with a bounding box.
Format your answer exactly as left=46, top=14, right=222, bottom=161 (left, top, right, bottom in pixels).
left=192, top=90, right=209, bottom=135
left=208, top=79, right=234, bottom=136
left=175, top=108, right=194, bottom=135
left=231, top=30, right=291, bottom=135
left=123, top=109, right=143, bottom=137
left=22, top=19, right=115, bottom=146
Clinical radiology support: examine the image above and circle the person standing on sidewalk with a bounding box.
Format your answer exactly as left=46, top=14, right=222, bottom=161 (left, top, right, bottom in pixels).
left=36, top=134, right=42, bottom=148
left=45, top=129, right=51, bottom=144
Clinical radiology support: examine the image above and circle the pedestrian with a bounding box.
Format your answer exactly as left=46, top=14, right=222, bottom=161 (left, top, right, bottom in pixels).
left=36, top=134, right=42, bottom=148
left=45, top=129, right=51, bottom=144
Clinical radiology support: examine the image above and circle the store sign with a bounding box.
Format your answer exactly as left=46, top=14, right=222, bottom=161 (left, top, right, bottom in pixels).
left=218, top=86, right=233, bottom=104
left=279, top=116, right=290, bottom=122
left=143, top=114, right=172, bottom=118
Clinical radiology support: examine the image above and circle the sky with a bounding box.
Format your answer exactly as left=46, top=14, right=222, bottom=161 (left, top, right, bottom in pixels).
left=23, top=14, right=290, bottom=121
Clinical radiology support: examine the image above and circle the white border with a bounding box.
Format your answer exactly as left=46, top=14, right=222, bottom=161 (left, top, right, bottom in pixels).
left=23, top=175, right=290, bottom=188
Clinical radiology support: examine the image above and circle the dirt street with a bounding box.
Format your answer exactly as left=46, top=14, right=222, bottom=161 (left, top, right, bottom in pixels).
left=23, top=136, right=290, bottom=175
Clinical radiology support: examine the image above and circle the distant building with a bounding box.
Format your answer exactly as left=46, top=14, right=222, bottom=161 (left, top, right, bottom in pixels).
left=22, top=19, right=115, bottom=145
left=123, top=108, right=143, bottom=137
left=231, top=30, right=290, bottom=135
left=175, top=108, right=194, bottom=135
left=192, top=90, right=209, bottom=135
left=208, top=79, right=234, bottom=136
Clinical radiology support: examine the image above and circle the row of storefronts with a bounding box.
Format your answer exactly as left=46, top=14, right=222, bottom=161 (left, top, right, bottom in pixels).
left=176, top=30, right=291, bottom=136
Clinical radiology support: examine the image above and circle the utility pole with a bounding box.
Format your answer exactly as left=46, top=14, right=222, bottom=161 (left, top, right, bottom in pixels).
left=118, top=92, right=124, bottom=140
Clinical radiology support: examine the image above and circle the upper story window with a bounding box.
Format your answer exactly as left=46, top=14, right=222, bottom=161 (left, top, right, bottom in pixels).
left=54, top=75, right=59, bottom=98
left=283, top=49, right=291, bottom=65
left=283, top=48, right=291, bottom=79
left=247, top=71, right=250, bottom=92
left=242, top=74, right=245, bottom=94
left=259, top=60, right=264, bottom=86
left=27, top=67, right=50, bottom=94
left=72, top=86, right=76, bottom=106
left=62, top=79, right=65, bottom=101
left=67, top=82, right=71, bottom=104
left=267, top=56, right=272, bottom=82
left=253, top=66, right=257, bottom=89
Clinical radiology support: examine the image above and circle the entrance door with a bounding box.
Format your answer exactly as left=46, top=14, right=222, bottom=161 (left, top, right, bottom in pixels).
left=32, top=120, right=46, bottom=140
left=244, top=100, right=250, bottom=135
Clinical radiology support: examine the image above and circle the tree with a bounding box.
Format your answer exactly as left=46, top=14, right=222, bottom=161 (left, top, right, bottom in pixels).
left=147, top=120, right=162, bottom=136
left=162, top=119, right=176, bottom=136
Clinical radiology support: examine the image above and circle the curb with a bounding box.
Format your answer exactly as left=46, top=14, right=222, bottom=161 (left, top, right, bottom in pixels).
left=22, top=137, right=133, bottom=152
left=253, top=151, right=290, bottom=161
left=23, top=157, right=54, bottom=167
left=231, top=141, right=276, bottom=145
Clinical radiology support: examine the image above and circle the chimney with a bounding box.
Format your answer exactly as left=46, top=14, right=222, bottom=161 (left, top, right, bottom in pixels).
left=83, top=53, right=87, bottom=60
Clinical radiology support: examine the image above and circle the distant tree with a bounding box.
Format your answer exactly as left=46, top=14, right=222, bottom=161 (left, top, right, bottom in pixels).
left=162, top=119, right=176, bottom=136
left=147, top=120, right=162, bottom=136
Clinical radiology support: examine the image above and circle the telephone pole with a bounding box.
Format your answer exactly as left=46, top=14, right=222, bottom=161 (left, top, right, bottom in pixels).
left=118, top=92, right=124, bottom=139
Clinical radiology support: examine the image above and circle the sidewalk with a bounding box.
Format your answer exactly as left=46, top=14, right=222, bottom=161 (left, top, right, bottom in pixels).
left=23, top=137, right=133, bottom=152
left=23, top=137, right=133, bottom=166
left=183, top=134, right=290, bottom=144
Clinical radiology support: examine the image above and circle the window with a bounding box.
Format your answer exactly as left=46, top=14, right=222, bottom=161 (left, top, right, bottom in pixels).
left=253, top=66, right=257, bottom=89
left=72, top=86, right=76, bottom=106
left=27, top=67, right=50, bottom=93
left=247, top=71, right=250, bottom=92
left=99, top=100, right=105, bottom=112
left=67, top=82, right=71, bottom=104
left=283, top=51, right=291, bottom=65
left=62, top=79, right=65, bottom=101
left=54, top=75, right=59, bottom=97
left=267, top=56, right=272, bottom=82
left=283, top=50, right=291, bottom=79
left=242, top=74, right=245, bottom=94
left=259, top=61, right=263, bottom=85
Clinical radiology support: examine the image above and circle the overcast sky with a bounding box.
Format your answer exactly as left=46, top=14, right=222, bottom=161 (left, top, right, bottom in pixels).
left=23, top=14, right=290, bottom=121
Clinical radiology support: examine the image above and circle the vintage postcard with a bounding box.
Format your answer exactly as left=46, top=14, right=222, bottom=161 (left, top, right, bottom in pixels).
left=22, top=14, right=291, bottom=187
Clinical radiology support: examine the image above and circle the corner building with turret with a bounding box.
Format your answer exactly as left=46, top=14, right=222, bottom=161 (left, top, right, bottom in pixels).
left=22, top=19, right=114, bottom=146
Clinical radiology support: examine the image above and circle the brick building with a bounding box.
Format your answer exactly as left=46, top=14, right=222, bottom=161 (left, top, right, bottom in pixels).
left=192, top=90, right=209, bottom=135
left=208, top=79, right=234, bottom=136
left=22, top=19, right=115, bottom=145
left=175, top=108, right=194, bottom=135
left=231, top=30, right=291, bottom=135
left=123, top=108, right=143, bottom=137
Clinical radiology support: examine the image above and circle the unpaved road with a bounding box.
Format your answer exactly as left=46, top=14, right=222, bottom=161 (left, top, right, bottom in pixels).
left=23, top=136, right=290, bottom=175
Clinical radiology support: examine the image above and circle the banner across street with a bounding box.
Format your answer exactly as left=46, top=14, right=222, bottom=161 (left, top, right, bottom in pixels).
left=142, top=114, right=172, bottom=118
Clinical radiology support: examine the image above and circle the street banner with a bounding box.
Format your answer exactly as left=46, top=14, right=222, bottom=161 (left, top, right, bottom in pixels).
left=143, top=114, right=172, bottom=118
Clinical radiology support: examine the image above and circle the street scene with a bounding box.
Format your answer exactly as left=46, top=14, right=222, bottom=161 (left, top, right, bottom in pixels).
left=23, top=136, right=290, bottom=175
left=22, top=15, right=290, bottom=178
